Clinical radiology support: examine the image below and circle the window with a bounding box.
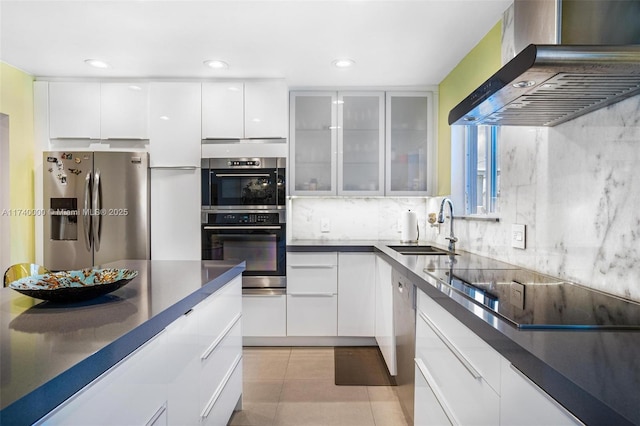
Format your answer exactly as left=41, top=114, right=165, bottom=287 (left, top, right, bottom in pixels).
left=451, top=125, right=500, bottom=216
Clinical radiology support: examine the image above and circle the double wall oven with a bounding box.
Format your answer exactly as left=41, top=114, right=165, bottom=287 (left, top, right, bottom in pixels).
left=201, top=158, right=286, bottom=294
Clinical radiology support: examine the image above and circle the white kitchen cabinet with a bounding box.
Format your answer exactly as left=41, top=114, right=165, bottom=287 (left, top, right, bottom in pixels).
left=338, top=92, right=385, bottom=195
left=416, top=287, right=502, bottom=391
left=100, top=83, right=149, bottom=139
left=375, top=255, right=396, bottom=375
left=202, top=80, right=288, bottom=140
left=48, top=82, right=150, bottom=140
left=289, top=91, right=384, bottom=196
left=286, top=252, right=338, bottom=336
left=337, top=252, right=376, bottom=336
left=414, top=358, right=454, bottom=426
left=149, top=82, right=202, bottom=167
left=40, top=276, right=243, bottom=426
left=385, top=92, right=434, bottom=195
left=165, top=305, right=202, bottom=425
left=49, top=82, right=101, bottom=139
left=244, top=81, right=288, bottom=139
left=38, top=331, right=169, bottom=426
left=500, top=358, right=583, bottom=426
left=201, top=82, right=244, bottom=139
left=289, top=92, right=337, bottom=194
left=150, top=168, right=201, bottom=260
left=414, top=289, right=500, bottom=425
left=242, top=293, right=287, bottom=337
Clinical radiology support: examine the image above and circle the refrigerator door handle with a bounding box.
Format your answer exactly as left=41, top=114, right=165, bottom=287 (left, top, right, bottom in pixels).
left=92, top=169, right=102, bottom=252
left=83, top=170, right=92, bottom=250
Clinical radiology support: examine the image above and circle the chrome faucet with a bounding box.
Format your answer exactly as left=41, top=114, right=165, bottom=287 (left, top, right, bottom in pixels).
left=438, top=198, right=458, bottom=252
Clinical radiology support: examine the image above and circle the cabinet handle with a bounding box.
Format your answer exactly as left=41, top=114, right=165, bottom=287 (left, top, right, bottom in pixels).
left=418, top=310, right=482, bottom=380
left=415, top=358, right=460, bottom=426
left=201, top=354, right=242, bottom=419
left=288, top=292, right=335, bottom=297
left=201, top=313, right=241, bottom=360
left=288, top=265, right=335, bottom=269
left=145, top=402, right=167, bottom=426
left=150, top=166, right=197, bottom=170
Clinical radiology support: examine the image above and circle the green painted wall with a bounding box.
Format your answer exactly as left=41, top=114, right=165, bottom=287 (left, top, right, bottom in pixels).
left=0, top=62, right=35, bottom=264
left=437, top=21, right=502, bottom=195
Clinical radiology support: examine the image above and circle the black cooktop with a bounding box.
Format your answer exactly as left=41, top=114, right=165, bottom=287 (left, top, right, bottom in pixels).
left=428, top=268, right=640, bottom=330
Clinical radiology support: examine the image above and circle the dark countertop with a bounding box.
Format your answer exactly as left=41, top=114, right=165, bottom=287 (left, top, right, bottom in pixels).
left=0, top=259, right=245, bottom=426
left=288, top=240, right=640, bottom=425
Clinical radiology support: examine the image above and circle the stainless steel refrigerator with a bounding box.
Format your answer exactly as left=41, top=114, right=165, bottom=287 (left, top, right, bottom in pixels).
left=43, top=151, right=150, bottom=270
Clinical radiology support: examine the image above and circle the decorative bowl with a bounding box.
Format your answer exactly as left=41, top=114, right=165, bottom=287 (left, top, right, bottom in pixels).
left=8, top=268, right=138, bottom=303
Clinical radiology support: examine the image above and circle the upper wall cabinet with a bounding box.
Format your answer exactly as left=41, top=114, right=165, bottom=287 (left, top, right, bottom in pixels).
left=100, top=83, right=149, bottom=140
left=290, top=90, right=433, bottom=196
left=289, top=91, right=337, bottom=195
left=290, top=91, right=385, bottom=196
left=149, top=82, right=202, bottom=167
left=201, top=82, right=244, bottom=139
left=244, top=81, right=288, bottom=139
left=48, top=82, right=149, bottom=140
left=385, top=92, right=434, bottom=196
left=49, top=82, right=101, bottom=139
left=202, top=80, right=288, bottom=140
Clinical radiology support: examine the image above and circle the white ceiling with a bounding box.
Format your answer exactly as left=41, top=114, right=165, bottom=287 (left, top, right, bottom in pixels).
left=0, top=0, right=511, bottom=87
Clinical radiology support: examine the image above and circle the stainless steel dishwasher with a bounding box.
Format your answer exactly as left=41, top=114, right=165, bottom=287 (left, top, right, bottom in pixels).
left=393, top=268, right=416, bottom=424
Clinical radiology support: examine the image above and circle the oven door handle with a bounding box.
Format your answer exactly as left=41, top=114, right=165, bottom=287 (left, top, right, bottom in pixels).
left=203, top=225, right=282, bottom=230
left=214, top=173, right=272, bottom=178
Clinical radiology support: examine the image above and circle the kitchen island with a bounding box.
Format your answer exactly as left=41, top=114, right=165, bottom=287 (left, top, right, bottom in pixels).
left=289, top=240, right=640, bottom=425
left=0, top=259, right=245, bottom=426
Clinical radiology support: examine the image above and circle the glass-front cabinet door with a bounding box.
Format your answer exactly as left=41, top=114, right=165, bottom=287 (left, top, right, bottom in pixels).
left=337, top=92, right=385, bottom=196
left=290, top=92, right=337, bottom=195
left=386, top=92, right=433, bottom=196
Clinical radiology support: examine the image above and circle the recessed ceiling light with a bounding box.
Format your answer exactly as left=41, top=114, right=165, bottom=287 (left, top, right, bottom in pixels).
left=204, top=60, right=229, bottom=70
left=84, top=59, right=110, bottom=69
left=159, top=116, right=170, bottom=121
left=332, top=58, right=355, bottom=68
left=128, top=85, right=142, bottom=91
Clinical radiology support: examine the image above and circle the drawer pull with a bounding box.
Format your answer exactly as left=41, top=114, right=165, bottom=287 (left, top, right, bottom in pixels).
left=288, top=292, right=335, bottom=297
left=418, top=310, right=482, bottom=380
left=201, top=313, right=241, bottom=360
left=415, top=358, right=460, bottom=426
left=289, top=265, right=335, bottom=269
left=145, top=402, right=167, bottom=426
left=201, top=354, right=242, bottom=419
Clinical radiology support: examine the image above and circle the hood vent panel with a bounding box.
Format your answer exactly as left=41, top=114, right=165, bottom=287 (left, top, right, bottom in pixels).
left=449, top=44, right=640, bottom=127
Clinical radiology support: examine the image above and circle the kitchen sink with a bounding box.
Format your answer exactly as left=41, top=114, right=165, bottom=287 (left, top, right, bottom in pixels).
left=387, top=245, right=454, bottom=256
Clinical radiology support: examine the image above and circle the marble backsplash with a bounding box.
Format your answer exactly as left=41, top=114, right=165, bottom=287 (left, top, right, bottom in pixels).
left=288, top=197, right=426, bottom=242
left=426, top=94, right=640, bottom=303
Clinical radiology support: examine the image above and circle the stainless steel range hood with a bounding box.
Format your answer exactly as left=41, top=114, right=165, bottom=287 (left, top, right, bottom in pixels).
left=449, top=0, right=640, bottom=127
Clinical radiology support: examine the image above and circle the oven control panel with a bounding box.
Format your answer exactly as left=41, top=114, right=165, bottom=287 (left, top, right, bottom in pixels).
left=204, top=212, right=281, bottom=224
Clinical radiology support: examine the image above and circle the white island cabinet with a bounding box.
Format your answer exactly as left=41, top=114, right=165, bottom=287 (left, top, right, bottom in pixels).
left=36, top=275, right=243, bottom=426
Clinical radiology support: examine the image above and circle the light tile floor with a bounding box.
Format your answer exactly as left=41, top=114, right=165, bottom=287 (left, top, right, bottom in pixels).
left=228, top=347, right=409, bottom=426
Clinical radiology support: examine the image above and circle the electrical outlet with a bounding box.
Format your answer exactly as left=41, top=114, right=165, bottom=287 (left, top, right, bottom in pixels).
left=511, top=224, right=526, bottom=249
left=320, top=218, right=330, bottom=233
